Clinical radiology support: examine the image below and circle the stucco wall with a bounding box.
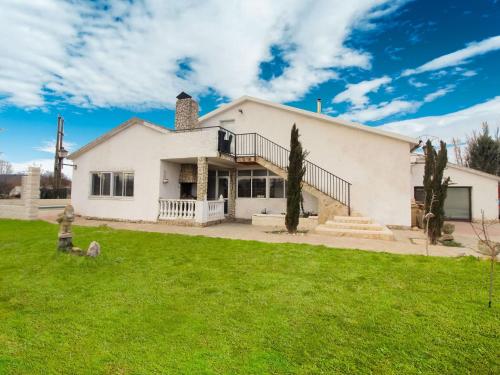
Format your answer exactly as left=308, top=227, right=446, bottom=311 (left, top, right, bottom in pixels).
left=71, top=124, right=224, bottom=221
left=201, top=101, right=413, bottom=226
left=411, top=163, right=499, bottom=221
left=72, top=125, right=164, bottom=221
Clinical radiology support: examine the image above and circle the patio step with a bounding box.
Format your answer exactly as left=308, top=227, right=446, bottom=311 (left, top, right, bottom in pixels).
left=315, top=215, right=395, bottom=240
left=325, top=221, right=385, bottom=231
left=332, top=216, right=373, bottom=224
left=315, top=225, right=395, bottom=240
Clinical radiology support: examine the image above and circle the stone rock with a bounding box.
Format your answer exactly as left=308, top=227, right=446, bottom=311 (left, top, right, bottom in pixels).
left=440, top=234, right=454, bottom=242
left=86, top=241, right=101, bottom=257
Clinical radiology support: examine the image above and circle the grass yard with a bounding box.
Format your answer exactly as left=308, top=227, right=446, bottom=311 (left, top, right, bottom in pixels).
left=0, top=220, right=499, bottom=374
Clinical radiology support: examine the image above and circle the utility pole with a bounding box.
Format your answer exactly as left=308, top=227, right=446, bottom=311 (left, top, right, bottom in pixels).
left=53, top=115, right=68, bottom=190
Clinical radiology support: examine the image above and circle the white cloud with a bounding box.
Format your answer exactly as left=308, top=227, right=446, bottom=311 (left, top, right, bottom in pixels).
left=333, top=76, right=391, bottom=108
left=11, top=158, right=53, bottom=173
left=0, top=0, right=406, bottom=109
left=408, top=78, right=427, bottom=88
left=339, top=99, right=420, bottom=122
left=34, top=140, right=76, bottom=154
left=379, top=97, right=500, bottom=145
left=462, top=70, right=477, bottom=77
left=339, top=86, right=454, bottom=122
left=401, top=35, right=500, bottom=76
left=423, top=85, right=454, bottom=102
left=11, top=158, right=73, bottom=178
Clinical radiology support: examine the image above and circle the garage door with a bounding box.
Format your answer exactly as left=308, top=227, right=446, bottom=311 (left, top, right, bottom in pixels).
left=414, top=186, right=471, bottom=221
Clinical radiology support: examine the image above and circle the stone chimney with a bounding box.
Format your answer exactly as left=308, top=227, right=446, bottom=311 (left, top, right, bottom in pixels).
left=175, top=92, right=199, bottom=130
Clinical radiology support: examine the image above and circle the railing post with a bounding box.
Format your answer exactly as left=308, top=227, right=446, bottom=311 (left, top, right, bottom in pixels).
left=348, top=184, right=351, bottom=216
left=254, top=133, right=257, bottom=158
left=234, top=133, right=237, bottom=160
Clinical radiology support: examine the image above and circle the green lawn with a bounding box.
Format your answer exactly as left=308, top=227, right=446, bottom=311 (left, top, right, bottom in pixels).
left=0, top=220, right=498, bottom=374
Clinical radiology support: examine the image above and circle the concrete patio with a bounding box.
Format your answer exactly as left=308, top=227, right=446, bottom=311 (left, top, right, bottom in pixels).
left=38, top=210, right=497, bottom=258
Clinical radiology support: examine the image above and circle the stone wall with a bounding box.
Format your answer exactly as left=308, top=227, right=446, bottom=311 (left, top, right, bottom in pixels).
left=0, top=167, right=40, bottom=220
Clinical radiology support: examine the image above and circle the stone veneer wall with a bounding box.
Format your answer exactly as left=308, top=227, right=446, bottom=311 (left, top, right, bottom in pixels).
left=0, top=167, right=40, bottom=220
left=197, top=157, right=208, bottom=201
left=175, top=97, right=199, bottom=130
left=179, top=164, right=197, bottom=183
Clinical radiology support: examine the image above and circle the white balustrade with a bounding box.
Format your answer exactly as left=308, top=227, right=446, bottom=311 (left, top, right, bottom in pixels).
left=207, top=199, right=225, bottom=221
left=158, top=197, right=225, bottom=223
left=159, top=199, right=196, bottom=220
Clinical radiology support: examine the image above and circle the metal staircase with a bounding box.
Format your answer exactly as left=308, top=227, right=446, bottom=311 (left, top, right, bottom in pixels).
left=217, top=128, right=351, bottom=215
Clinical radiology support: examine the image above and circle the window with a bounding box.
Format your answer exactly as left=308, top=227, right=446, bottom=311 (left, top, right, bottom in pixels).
left=91, top=172, right=134, bottom=197
left=91, top=173, right=101, bottom=196
left=269, top=178, right=285, bottom=198
left=252, top=178, right=266, bottom=198
left=237, top=178, right=251, bottom=197
left=114, top=173, right=124, bottom=196
left=236, top=169, right=286, bottom=199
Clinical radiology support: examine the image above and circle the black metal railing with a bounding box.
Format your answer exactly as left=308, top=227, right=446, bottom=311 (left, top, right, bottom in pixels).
left=218, top=131, right=351, bottom=214
left=177, top=126, right=351, bottom=214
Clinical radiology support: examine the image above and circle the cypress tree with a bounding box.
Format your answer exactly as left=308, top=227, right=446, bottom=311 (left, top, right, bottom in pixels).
left=423, top=140, right=450, bottom=244
left=286, top=124, right=307, bottom=233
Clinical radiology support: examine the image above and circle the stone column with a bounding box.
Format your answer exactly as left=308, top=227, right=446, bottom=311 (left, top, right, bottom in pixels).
left=197, top=157, right=208, bottom=201
left=228, top=168, right=236, bottom=219
left=22, top=167, right=40, bottom=220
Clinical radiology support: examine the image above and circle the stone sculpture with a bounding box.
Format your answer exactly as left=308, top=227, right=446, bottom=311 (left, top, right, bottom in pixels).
left=57, top=205, right=75, bottom=252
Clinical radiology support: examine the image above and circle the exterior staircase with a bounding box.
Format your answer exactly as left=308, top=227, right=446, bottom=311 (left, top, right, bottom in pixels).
left=314, top=216, right=395, bottom=240
left=221, top=130, right=352, bottom=223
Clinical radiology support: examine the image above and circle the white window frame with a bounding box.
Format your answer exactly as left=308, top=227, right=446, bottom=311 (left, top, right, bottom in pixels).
left=89, top=171, right=134, bottom=199
left=236, top=169, right=286, bottom=199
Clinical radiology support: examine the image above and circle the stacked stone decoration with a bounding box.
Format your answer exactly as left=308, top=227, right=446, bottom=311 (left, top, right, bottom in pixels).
left=57, top=205, right=75, bottom=251
left=197, top=157, right=208, bottom=201
left=179, top=164, right=197, bottom=183
left=174, top=92, right=199, bottom=130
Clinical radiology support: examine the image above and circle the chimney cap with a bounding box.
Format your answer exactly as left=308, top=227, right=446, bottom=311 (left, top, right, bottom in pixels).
left=176, top=92, right=192, bottom=100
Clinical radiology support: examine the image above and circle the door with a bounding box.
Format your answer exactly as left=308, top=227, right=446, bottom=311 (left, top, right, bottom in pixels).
left=444, top=187, right=471, bottom=221
left=217, top=176, right=229, bottom=214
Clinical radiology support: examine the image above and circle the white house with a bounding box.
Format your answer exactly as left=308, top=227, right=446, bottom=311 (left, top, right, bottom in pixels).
left=68, top=93, right=499, bottom=235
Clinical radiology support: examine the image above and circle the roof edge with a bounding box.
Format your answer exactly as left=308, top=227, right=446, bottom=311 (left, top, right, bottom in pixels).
left=199, top=96, right=419, bottom=145
left=68, top=117, right=170, bottom=159
left=413, top=159, right=500, bottom=182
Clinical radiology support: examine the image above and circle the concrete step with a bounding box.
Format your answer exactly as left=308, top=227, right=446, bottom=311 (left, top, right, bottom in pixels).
left=332, top=216, right=372, bottom=224
left=325, top=221, right=385, bottom=231
left=314, top=225, right=395, bottom=241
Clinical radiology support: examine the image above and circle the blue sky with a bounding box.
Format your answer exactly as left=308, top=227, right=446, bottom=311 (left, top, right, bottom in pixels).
left=0, top=0, right=499, bottom=173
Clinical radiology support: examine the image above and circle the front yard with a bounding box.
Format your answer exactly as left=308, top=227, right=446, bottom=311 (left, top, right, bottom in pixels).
left=0, top=219, right=498, bottom=374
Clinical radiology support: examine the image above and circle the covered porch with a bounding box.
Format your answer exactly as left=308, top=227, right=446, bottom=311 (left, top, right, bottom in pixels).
left=158, top=156, right=237, bottom=226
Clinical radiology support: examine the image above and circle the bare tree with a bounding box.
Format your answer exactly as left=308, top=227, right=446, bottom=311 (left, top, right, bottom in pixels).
left=452, top=137, right=464, bottom=166
left=471, top=210, right=500, bottom=308
left=0, top=159, right=13, bottom=174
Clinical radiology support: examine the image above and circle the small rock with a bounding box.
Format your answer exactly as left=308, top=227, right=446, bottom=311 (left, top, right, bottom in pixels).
left=440, top=234, right=454, bottom=242
left=86, top=241, right=101, bottom=257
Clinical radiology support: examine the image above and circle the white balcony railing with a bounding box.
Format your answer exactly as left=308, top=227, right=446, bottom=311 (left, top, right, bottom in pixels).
left=159, top=197, right=225, bottom=223
left=159, top=199, right=196, bottom=220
